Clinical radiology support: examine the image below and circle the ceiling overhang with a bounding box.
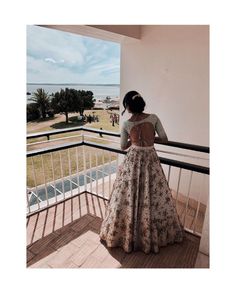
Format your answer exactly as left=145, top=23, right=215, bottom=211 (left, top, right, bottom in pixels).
left=38, top=25, right=141, bottom=43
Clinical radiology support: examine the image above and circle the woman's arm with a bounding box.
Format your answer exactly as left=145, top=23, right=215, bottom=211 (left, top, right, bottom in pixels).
left=120, top=123, right=130, bottom=150
left=154, top=115, right=168, bottom=143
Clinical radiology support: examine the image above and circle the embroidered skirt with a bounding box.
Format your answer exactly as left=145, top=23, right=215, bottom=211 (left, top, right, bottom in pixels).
left=99, top=145, right=185, bottom=254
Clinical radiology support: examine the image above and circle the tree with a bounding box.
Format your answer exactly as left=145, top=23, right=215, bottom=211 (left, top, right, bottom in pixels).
left=27, top=103, right=40, bottom=122
left=76, top=90, right=96, bottom=116
left=51, top=88, right=72, bottom=123
left=29, top=88, right=50, bottom=119
left=51, top=88, right=95, bottom=123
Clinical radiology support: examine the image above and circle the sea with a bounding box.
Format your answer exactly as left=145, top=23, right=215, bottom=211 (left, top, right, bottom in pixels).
left=27, top=83, right=120, bottom=103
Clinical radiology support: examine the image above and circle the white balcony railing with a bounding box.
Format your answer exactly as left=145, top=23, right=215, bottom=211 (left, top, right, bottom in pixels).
left=27, top=127, right=209, bottom=237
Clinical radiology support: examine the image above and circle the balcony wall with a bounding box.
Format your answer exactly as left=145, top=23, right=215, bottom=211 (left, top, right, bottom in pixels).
left=120, top=25, right=209, bottom=146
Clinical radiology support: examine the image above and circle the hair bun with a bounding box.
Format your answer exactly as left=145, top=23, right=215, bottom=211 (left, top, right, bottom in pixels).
left=132, top=94, right=141, bottom=100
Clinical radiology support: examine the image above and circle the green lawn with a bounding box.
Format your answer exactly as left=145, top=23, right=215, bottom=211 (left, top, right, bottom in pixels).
left=27, top=146, right=118, bottom=187
left=27, top=109, right=119, bottom=133
left=27, top=109, right=120, bottom=187
left=27, top=110, right=120, bottom=147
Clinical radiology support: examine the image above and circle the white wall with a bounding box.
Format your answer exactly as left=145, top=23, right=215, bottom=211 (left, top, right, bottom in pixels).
left=120, top=25, right=209, bottom=146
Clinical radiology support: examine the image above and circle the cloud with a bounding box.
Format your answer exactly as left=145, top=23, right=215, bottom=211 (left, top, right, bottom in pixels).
left=27, top=25, right=120, bottom=84
left=44, top=57, right=65, bottom=64
left=45, top=57, right=56, bottom=63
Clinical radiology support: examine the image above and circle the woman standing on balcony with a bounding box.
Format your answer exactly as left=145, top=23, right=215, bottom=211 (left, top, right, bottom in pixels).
left=99, top=91, right=185, bottom=254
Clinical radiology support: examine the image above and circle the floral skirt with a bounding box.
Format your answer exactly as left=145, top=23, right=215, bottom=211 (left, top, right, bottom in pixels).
left=99, top=145, right=185, bottom=254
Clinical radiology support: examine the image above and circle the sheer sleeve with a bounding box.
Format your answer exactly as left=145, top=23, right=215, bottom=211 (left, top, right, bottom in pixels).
left=154, top=115, right=168, bottom=140
left=120, top=122, right=129, bottom=150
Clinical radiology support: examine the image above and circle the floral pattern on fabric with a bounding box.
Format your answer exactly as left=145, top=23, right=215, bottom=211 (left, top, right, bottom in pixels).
left=99, top=145, right=185, bottom=254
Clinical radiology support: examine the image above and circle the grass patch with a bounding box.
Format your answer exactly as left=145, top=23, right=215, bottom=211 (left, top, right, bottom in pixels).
left=27, top=110, right=120, bottom=146
left=27, top=146, right=118, bottom=187
left=27, top=110, right=120, bottom=188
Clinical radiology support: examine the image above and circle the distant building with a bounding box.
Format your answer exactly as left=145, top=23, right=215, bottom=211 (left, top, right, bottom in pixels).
left=105, top=97, right=120, bottom=110
left=93, top=101, right=105, bottom=109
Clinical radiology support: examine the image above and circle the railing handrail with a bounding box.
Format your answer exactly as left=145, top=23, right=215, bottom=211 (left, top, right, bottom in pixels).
left=27, top=126, right=209, bottom=153
left=26, top=126, right=120, bottom=139
left=27, top=139, right=209, bottom=175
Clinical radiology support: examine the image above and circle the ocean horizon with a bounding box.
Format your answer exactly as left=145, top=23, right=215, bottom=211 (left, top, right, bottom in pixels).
left=27, top=83, right=120, bottom=102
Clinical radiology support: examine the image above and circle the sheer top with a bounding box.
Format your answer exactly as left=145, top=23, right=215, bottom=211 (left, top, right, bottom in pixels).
left=120, top=113, right=168, bottom=150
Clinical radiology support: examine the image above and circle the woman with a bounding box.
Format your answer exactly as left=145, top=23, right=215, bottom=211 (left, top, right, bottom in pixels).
left=99, top=91, right=185, bottom=254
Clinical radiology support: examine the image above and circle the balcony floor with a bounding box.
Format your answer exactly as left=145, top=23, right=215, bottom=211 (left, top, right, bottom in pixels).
left=27, top=193, right=202, bottom=268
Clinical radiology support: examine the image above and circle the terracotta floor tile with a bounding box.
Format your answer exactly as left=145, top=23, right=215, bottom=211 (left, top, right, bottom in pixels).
left=89, top=217, right=102, bottom=234
left=26, top=193, right=202, bottom=269
left=54, top=203, right=64, bottom=215
left=27, top=214, right=38, bottom=232
left=80, top=255, right=102, bottom=268
left=35, top=210, right=48, bottom=229
left=70, top=240, right=99, bottom=267
left=30, top=226, right=45, bottom=244
left=47, top=243, right=79, bottom=268
left=29, top=261, right=52, bottom=268
left=61, top=260, right=79, bottom=268
left=27, top=246, right=57, bottom=267
left=100, top=254, right=122, bottom=268
left=27, top=230, right=34, bottom=246
left=70, top=215, right=94, bottom=233
left=51, top=229, right=79, bottom=250
left=70, top=232, right=91, bottom=248
left=70, top=197, right=81, bottom=220
left=86, top=195, right=98, bottom=216
left=86, top=230, right=100, bottom=244
left=28, top=233, right=58, bottom=255
left=27, top=249, right=35, bottom=263
left=53, top=212, right=64, bottom=231
left=90, top=244, right=110, bottom=262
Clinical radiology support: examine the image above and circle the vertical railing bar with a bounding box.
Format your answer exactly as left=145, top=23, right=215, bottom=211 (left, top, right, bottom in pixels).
left=89, top=149, right=92, bottom=193
left=76, top=146, right=80, bottom=194
left=68, top=148, right=73, bottom=197
left=95, top=151, right=98, bottom=195
left=50, top=152, right=58, bottom=202
left=41, top=154, right=49, bottom=207
left=167, top=165, right=171, bottom=184
left=175, top=168, right=182, bottom=205
left=59, top=151, right=65, bottom=200
left=183, top=170, right=193, bottom=227
left=26, top=188, right=31, bottom=214
left=102, top=149, right=105, bottom=198
left=31, top=157, right=40, bottom=210
left=109, top=152, right=112, bottom=196
left=193, top=174, right=204, bottom=233
left=82, top=145, right=87, bottom=191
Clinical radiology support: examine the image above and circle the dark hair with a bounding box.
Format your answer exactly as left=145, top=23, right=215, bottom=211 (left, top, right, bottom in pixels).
left=122, top=90, right=146, bottom=115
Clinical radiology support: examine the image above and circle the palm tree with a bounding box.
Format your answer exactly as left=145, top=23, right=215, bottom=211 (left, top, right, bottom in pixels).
left=30, top=88, right=50, bottom=119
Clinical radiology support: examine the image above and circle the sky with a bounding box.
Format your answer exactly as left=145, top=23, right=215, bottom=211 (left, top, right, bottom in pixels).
left=27, top=26, right=120, bottom=84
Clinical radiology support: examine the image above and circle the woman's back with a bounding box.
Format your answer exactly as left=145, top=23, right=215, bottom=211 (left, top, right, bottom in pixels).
left=121, top=113, right=168, bottom=148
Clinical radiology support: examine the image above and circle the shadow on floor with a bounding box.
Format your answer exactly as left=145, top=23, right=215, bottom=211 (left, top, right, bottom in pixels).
left=27, top=209, right=200, bottom=268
